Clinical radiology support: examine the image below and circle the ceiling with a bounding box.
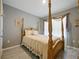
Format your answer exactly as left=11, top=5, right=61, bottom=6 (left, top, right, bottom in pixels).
left=3, top=0, right=77, bottom=17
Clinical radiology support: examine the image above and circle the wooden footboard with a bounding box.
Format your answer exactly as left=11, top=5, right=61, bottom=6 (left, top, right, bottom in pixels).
left=52, top=40, right=64, bottom=59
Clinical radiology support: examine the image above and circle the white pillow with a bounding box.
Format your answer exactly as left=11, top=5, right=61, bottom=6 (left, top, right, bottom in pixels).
left=25, top=30, right=33, bottom=35
left=27, top=30, right=33, bottom=35
left=32, top=30, right=38, bottom=35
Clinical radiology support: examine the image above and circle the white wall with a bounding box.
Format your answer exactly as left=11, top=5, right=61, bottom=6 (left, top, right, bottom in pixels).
left=3, top=4, right=40, bottom=48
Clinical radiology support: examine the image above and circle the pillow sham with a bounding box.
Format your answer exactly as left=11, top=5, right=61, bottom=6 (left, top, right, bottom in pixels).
left=32, top=30, right=39, bottom=35
left=25, top=29, right=33, bottom=35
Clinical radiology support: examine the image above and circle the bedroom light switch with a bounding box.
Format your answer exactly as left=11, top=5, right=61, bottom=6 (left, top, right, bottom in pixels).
left=7, top=40, right=10, bottom=43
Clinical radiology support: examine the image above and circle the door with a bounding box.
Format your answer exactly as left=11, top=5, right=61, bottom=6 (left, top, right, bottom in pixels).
left=0, top=16, right=3, bottom=36
left=0, top=37, right=2, bottom=59
left=0, top=0, right=3, bottom=16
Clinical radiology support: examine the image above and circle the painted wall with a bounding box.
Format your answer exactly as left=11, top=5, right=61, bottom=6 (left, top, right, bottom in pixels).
left=40, top=7, right=79, bottom=48
left=3, top=4, right=40, bottom=48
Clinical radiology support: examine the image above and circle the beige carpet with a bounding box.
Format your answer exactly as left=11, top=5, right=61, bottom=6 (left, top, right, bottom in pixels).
left=56, top=47, right=79, bottom=59
left=2, top=46, right=79, bottom=59
left=2, top=46, right=31, bottom=59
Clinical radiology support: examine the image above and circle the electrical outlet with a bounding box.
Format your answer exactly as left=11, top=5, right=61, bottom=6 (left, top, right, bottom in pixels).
left=7, top=40, right=10, bottom=43
left=78, top=41, right=79, bottom=44
left=77, top=56, right=79, bottom=59
left=73, top=40, right=75, bottom=43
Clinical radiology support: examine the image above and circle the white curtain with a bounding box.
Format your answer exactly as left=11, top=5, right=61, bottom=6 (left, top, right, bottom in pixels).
left=44, top=16, right=67, bottom=38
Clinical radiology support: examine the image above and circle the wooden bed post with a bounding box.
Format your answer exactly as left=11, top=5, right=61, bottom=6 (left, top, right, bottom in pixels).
left=48, top=0, right=53, bottom=59
left=20, top=18, right=24, bottom=44
left=78, top=0, right=79, bottom=10
left=61, top=16, right=64, bottom=49
left=61, top=16, right=64, bottom=41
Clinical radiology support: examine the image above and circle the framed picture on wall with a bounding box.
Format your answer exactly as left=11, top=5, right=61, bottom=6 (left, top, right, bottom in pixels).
left=15, top=17, right=22, bottom=28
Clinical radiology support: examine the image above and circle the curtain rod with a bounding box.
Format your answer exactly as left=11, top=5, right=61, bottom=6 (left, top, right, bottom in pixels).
left=52, top=12, right=70, bottom=19
left=42, top=12, right=70, bottom=20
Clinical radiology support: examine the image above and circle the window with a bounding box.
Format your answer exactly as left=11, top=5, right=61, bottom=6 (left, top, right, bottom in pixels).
left=44, top=16, right=67, bottom=37
left=44, top=21, right=48, bottom=36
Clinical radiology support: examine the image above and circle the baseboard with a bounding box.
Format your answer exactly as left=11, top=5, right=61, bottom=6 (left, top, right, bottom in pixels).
left=3, top=45, right=20, bottom=51
left=66, top=46, right=79, bottom=51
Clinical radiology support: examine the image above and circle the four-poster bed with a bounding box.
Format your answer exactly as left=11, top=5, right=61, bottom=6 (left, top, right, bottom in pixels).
left=47, top=0, right=64, bottom=59
left=22, top=17, right=64, bottom=59
left=21, top=0, right=64, bottom=59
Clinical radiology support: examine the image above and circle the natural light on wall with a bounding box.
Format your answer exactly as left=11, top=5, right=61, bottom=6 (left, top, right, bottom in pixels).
left=44, top=16, right=67, bottom=38
left=42, top=0, right=46, bottom=4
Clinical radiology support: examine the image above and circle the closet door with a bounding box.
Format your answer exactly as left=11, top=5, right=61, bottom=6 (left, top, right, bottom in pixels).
left=0, top=0, right=3, bottom=58
left=0, top=0, right=3, bottom=36
left=0, top=0, right=3, bottom=16
left=0, top=16, right=3, bottom=36
left=0, top=16, right=3, bottom=59
left=0, top=37, right=2, bottom=59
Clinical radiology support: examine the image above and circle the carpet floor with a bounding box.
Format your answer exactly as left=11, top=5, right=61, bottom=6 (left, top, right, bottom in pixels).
left=2, top=46, right=79, bottom=59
